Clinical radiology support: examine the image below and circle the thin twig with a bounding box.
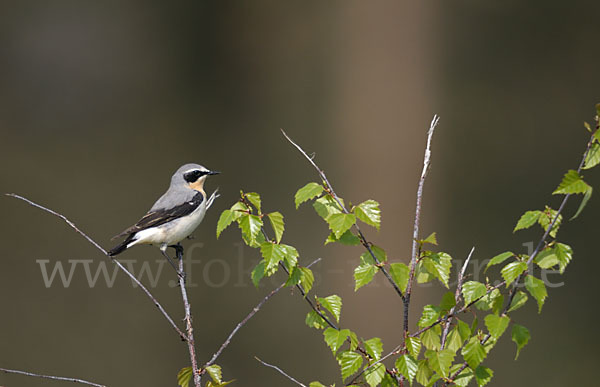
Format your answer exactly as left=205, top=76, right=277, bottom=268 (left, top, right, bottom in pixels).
left=204, top=258, right=322, bottom=369
left=6, top=193, right=187, bottom=340
left=404, top=115, right=440, bottom=336
left=255, top=357, right=307, bottom=387
left=281, top=129, right=406, bottom=302
left=175, top=246, right=201, bottom=387
left=0, top=367, right=105, bottom=387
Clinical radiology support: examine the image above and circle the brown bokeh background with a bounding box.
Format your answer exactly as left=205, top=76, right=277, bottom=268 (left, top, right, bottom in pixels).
left=1, top=1, right=599, bottom=386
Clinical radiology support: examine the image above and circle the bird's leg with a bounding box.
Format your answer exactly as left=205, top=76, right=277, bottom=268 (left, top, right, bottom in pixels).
left=160, top=247, right=185, bottom=281
left=169, top=243, right=187, bottom=282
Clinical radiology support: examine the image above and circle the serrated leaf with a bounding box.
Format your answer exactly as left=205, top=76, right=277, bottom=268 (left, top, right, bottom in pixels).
left=475, top=289, right=503, bottom=313
left=553, top=169, right=591, bottom=194
left=280, top=244, right=299, bottom=270
left=501, top=261, right=527, bottom=286
left=336, top=351, right=363, bottom=380
left=538, top=206, right=562, bottom=238
left=511, top=324, right=530, bottom=359
left=507, top=291, right=528, bottom=312
left=416, top=359, right=433, bottom=386
left=205, top=364, right=222, bottom=383
left=365, top=363, right=386, bottom=387
left=318, top=295, right=342, bottom=323
left=362, top=245, right=387, bottom=264
left=325, top=230, right=361, bottom=246
left=422, top=252, right=452, bottom=288
left=206, top=380, right=234, bottom=387
left=418, top=305, right=441, bottom=328
left=484, top=314, right=510, bottom=339
left=420, top=232, right=438, bottom=245
left=425, top=349, right=455, bottom=377
left=306, top=310, right=327, bottom=329
left=439, top=291, right=456, bottom=312
left=364, top=337, right=383, bottom=360
left=406, top=336, right=422, bottom=358
left=396, top=354, right=418, bottom=384
left=327, top=213, right=357, bottom=239
left=251, top=260, right=265, bottom=288
left=457, top=320, right=471, bottom=342
left=238, top=214, right=263, bottom=245
left=524, top=275, right=547, bottom=313
left=245, top=192, right=261, bottom=213
left=571, top=186, right=593, bottom=220
left=354, top=263, right=377, bottom=291
left=534, top=247, right=559, bottom=269
left=555, top=243, right=573, bottom=273
left=216, top=210, right=236, bottom=238
left=299, top=267, right=314, bottom=293
left=177, top=366, right=193, bottom=387
left=390, top=263, right=409, bottom=293
left=260, top=243, right=286, bottom=273
left=285, top=266, right=302, bottom=287
left=422, top=328, right=441, bottom=350
left=348, top=331, right=359, bottom=351
left=445, top=327, right=464, bottom=353
left=474, top=365, right=493, bottom=386
left=462, top=337, right=487, bottom=369
left=266, top=212, right=284, bottom=243
left=470, top=317, right=479, bottom=335
left=462, top=281, right=487, bottom=305
left=450, top=364, right=474, bottom=387
left=295, top=182, right=324, bottom=209
left=485, top=251, right=514, bottom=272
left=583, top=142, right=600, bottom=169
left=230, top=201, right=249, bottom=217
left=354, top=199, right=381, bottom=230
left=313, top=195, right=343, bottom=220
left=323, top=328, right=350, bottom=355
left=415, top=260, right=436, bottom=284
left=513, top=211, right=541, bottom=232
left=309, top=382, right=326, bottom=387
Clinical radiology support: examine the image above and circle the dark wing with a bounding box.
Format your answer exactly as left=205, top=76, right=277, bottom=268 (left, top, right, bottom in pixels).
left=112, top=192, right=204, bottom=240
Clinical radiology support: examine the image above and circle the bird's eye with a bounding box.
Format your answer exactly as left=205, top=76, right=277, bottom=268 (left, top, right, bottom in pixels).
left=184, top=170, right=208, bottom=183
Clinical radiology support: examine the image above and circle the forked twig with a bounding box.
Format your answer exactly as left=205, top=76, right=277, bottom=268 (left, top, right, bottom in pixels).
left=0, top=367, right=105, bottom=387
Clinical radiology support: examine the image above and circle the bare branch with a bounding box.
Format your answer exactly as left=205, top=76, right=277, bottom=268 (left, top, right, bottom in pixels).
left=255, top=357, right=307, bottom=387
left=0, top=367, right=105, bottom=387
left=204, top=258, right=322, bottom=369
left=404, top=115, right=440, bottom=334
left=174, top=246, right=201, bottom=386
left=281, top=129, right=406, bottom=302
left=6, top=193, right=187, bottom=340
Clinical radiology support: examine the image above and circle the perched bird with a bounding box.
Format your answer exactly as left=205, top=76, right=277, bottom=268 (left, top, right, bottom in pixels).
left=108, top=163, right=219, bottom=274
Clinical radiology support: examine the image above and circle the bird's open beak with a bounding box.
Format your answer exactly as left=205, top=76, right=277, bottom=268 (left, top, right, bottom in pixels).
left=208, top=171, right=220, bottom=175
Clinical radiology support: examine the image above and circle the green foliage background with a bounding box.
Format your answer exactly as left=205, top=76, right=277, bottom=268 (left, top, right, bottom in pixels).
left=1, top=1, right=599, bottom=386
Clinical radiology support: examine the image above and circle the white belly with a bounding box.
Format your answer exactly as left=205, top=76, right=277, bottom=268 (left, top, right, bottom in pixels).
left=128, top=203, right=207, bottom=248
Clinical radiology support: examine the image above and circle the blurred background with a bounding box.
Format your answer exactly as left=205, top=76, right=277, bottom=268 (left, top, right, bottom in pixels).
left=1, top=1, right=599, bottom=386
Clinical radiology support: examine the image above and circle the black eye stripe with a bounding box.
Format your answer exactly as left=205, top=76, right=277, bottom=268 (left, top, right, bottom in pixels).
left=184, top=170, right=208, bottom=183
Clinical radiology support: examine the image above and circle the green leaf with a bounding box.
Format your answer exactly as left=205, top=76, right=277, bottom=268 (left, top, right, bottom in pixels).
left=205, top=364, right=222, bottom=383
left=553, top=169, right=591, bottom=194
left=445, top=327, right=465, bottom=353
left=484, top=314, right=510, bottom=339
left=583, top=142, right=600, bottom=169
left=555, top=243, right=573, bottom=273
left=299, top=267, right=314, bottom=293
left=238, top=214, right=263, bottom=245
left=513, top=211, right=541, bottom=232
left=501, top=261, right=527, bottom=286
left=206, top=380, right=234, bottom=387
left=251, top=261, right=265, bottom=288
left=354, top=200, right=381, bottom=230
left=422, top=328, right=441, bottom=351
left=462, top=281, right=487, bottom=305
left=216, top=210, right=236, bottom=238
left=318, top=295, right=342, bottom=323
left=511, top=324, right=530, bottom=359
left=389, top=263, right=409, bottom=292
left=327, top=213, right=356, bottom=239
left=534, top=247, right=559, bottom=269
left=406, top=336, right=422, bottom=358
left=416, top=360, right=433, bottom=386
left=420, top=232, right=438, bottom=245
left=439, top=291, right=456, bottom=312
left=422, top=252, right=452, bottom=288
left=462, top=337, right=487, bottom=369
left=336, top=351, right=363, bottom=380
left=313, top=195, right=343, bottom=220
left=260, top=243, right=286, bottom=273
left=325, top=230, right=361, bottom=246
left=524, top=275, right=547, bottom=313
left=309, top=383, right=326, bottom=387
left=571, top=186, right=593, bottom=220
left=230, top=201, right=249, bottom=217
left=507, top=291, right=528, bottom=312
left=396, top=354, right=418, bottom=385
left=474, top=365, right=494, bottom=386
left=365, top=363, right=386, bottom=387
left=354, top=263, right=377, bottom=291
left=280, top=244, right=299, bottom=270
left=425, top=349, right=455, bottom=377
left=295, top=182, right=324, bottom=209
left=470, top=317, right=479, bottom=335
left=450, top=364, right=474, bottom=387
left=362, top=245, right=387, bottom=263
left=266, top=212, right=285, bottom=243
left=348, top=331, right=359, bottom=351
left=418, top=305, right=441, bottom=328
left=323, top=327, right=350, bottom=355
left=474, top=288, right=502, bottom=312
left=177, top=366, right=193, bottom=387
left=538, top=206, right=562, bottom=238
left=364, top=337, right=383, bottom=360
left=457, top=320, right=471, bottom=342
left=245, top=192, right=261, bottom=213
left=285, top=266, right=302, bottom=287
left=305, top=310, right=327, bottom=329
left=485, top=251, right=514, bottom=272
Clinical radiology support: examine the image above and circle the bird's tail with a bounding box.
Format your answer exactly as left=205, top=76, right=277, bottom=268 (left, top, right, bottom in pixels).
left=108, top=234, right=134, bottom=256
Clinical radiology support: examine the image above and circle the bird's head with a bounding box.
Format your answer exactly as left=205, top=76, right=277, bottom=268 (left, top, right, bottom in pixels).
left=174, top=163, right=220, bottom=194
